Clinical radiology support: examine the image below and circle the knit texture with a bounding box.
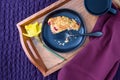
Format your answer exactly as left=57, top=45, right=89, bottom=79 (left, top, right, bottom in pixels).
left=0, top=0, right=120, bottom=80
left=0, top=0, right=58, bottom=80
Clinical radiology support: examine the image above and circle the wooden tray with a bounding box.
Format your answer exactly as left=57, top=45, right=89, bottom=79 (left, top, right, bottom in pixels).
left=17, top=0, right=98, bottom=76
left=16, top=0, right=119, bottom=76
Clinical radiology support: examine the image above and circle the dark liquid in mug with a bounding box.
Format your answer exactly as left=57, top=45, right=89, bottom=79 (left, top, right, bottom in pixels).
left=85, top=0, right=110, bottom=14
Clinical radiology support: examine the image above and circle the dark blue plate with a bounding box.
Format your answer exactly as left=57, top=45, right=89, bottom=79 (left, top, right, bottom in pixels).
left=41, top=9, right=86, bottom=53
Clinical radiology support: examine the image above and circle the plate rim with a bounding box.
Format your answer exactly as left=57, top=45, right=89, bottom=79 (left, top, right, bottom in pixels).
left=41, top=8, right=87, bottom=53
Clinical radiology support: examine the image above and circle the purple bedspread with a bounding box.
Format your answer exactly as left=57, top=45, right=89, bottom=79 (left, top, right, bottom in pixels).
left=0, top=0, right=120, bottom=80
left=0, top=0, right=59, bottom=80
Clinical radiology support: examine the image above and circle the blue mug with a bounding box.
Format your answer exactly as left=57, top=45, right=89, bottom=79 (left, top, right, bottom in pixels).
left=84, top=0, right=117, bottom=15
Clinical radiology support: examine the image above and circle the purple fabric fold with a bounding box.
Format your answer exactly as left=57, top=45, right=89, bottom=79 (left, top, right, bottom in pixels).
left=58, top=9, right=120, bottom=80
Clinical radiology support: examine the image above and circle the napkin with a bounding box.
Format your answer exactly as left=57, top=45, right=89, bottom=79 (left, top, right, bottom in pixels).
left=58, top=8, right=120, bottom=80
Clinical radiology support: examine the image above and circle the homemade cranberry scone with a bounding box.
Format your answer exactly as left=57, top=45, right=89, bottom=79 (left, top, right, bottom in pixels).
left=48, top=16, right=80, bottom=34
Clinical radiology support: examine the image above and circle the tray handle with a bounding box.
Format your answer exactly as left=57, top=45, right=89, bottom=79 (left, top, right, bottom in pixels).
left=17, top=24, right=47, bottom=75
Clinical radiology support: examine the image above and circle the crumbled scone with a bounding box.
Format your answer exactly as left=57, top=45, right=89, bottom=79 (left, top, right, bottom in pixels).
left=48, top=16, right=80, bottom=34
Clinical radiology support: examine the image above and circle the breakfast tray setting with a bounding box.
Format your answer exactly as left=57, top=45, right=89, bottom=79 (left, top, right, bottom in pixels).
left=17, top=0, right=98, bottom=76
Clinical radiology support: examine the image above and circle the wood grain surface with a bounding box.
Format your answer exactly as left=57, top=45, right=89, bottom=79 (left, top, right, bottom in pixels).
left=17, top=0, right=120, bottom=76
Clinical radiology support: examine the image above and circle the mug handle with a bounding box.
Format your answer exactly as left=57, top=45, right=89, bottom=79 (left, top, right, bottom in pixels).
left=109, top=8, right=117, bottom=14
